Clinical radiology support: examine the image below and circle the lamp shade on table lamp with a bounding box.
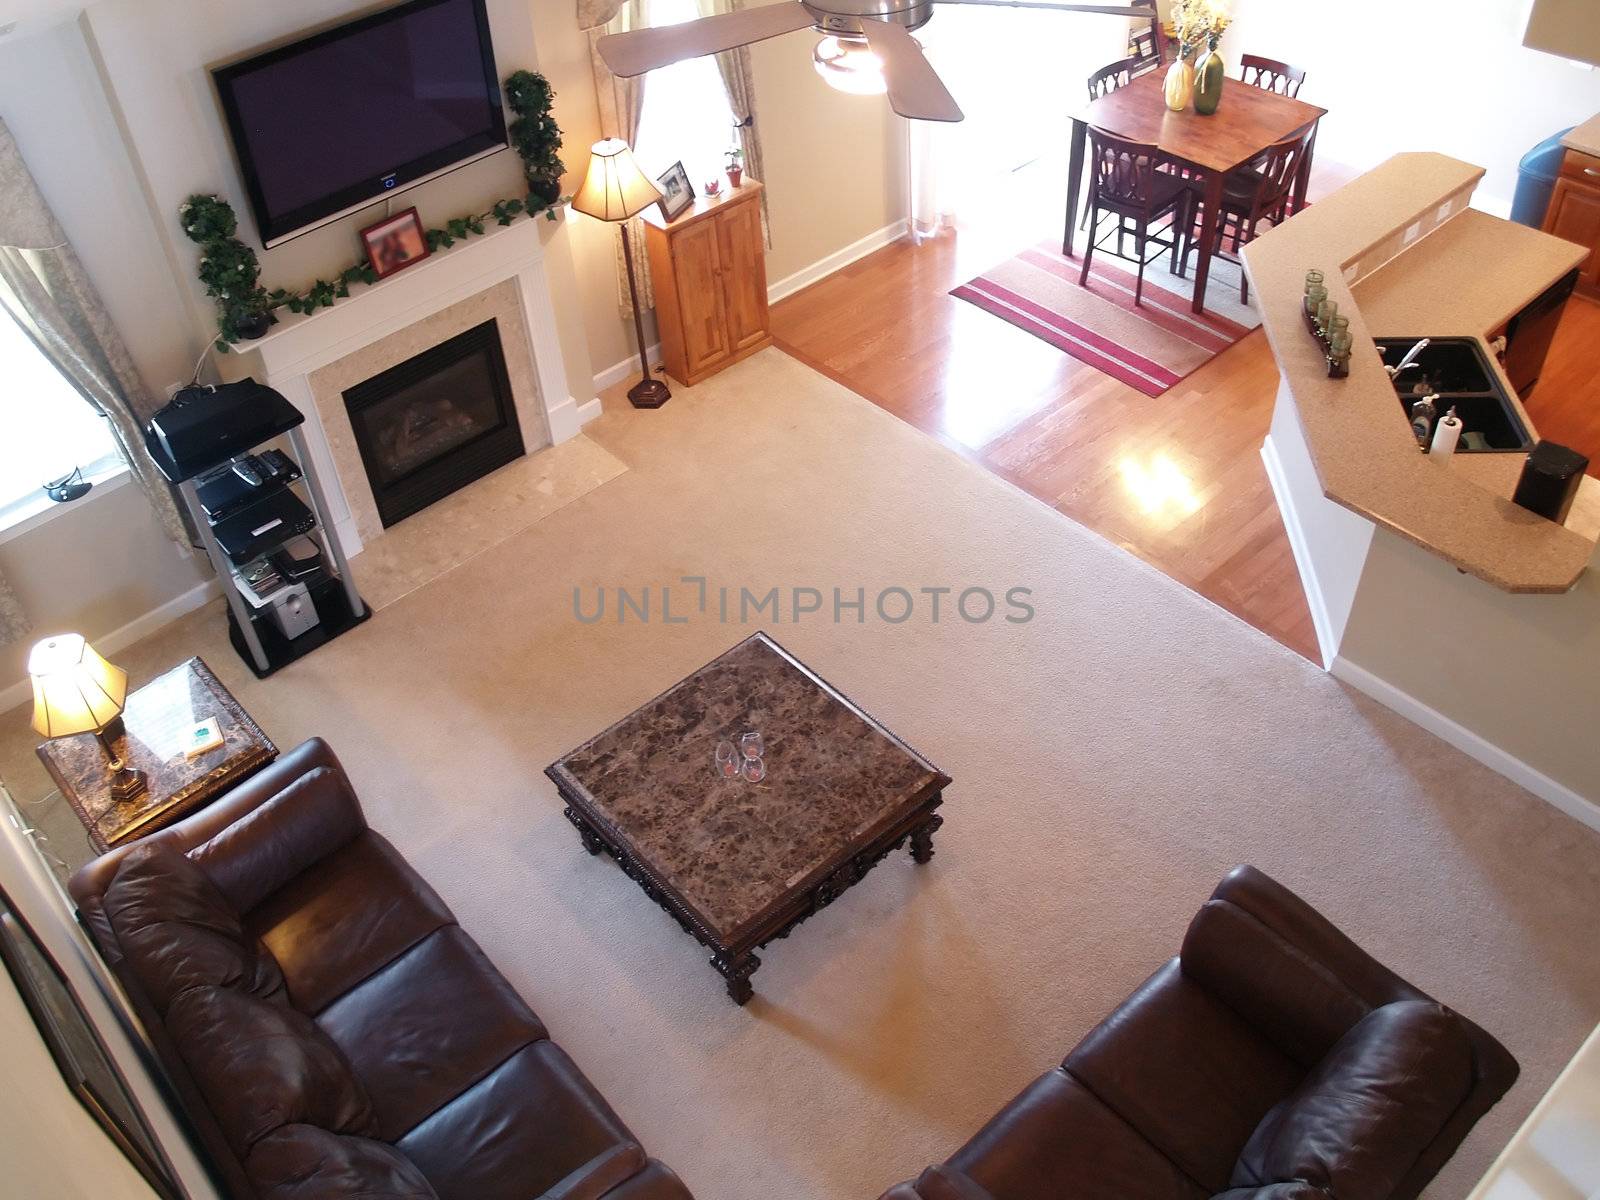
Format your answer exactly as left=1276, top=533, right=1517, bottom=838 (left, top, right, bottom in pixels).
left=28, top=633, right=147, bottom=801
left=572, top=139, right=672, bottom=409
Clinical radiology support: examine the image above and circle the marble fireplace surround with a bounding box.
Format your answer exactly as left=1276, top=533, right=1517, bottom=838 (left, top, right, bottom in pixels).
left=237, top=217, right=596, bottom=557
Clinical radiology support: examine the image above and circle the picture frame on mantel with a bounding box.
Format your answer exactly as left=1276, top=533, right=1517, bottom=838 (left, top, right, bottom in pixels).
left=655, top=161, right=694, bottom=222
left=360, top=206, right=430, bottom=279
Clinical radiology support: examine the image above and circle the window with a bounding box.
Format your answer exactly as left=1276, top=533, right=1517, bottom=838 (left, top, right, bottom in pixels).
left=632, top=0, right=739, bottom=195
left=0, top=309, right=122, bottom=527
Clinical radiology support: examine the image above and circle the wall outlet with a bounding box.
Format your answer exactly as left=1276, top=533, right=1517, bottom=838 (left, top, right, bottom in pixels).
left=1402, top=221, right=1422, bottom=245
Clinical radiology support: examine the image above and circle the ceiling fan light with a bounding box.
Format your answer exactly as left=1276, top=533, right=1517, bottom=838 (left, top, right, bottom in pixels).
left=812, top=35, right=887, bottom=96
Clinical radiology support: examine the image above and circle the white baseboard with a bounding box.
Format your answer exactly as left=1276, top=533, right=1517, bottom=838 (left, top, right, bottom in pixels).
left=1260, top=436, right=1337, bottom=669
left=592, top=344, right=662, bottom=394
left=0, top=577, right=223, bottom=714
left=767, top=219, right=910, bottom=306
left=1329, top=655, right=1600, bottom=835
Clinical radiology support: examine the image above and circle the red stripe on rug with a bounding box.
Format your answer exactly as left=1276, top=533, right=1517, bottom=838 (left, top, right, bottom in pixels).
left=1016, top=246, right=1250, bottom=350
left=962, top=277, right=1183, bottom=385
left=952, top=283, right=1175, bottom=398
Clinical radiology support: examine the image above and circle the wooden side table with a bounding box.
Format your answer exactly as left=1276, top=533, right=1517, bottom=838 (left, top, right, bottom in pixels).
left=35, top=657, right=276, bottom=854
left=641, top=179, right=771, bottom=386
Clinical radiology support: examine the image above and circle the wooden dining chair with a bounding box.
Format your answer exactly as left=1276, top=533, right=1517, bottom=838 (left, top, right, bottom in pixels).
left=1086, top=56, right=1138, bottom=101
left=1239, top=54, right=1307, bottom=98
left=1176, top=123, right=1316, bottom=305
left=1128, top=26, right=1163, bottom=76
left=1080, top=127, right=1193, bottom=307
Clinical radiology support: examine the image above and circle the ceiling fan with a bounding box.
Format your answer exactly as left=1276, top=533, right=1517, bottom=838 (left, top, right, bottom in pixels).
left=599, top=0, right=1159, bottom=123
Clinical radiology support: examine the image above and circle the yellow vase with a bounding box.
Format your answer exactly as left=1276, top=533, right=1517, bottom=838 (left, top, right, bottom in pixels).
left=1164, top=57, right=1195, bottom=111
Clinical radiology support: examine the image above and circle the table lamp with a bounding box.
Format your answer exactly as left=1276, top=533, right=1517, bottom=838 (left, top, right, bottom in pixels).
left=571, top=138, right=671, bottom=409
left=29, top=633, right=147, bottom=802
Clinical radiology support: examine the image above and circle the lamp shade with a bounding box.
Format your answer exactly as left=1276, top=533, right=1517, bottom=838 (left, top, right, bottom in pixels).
left=28, top=634, right=127, bottom=738
left=570, top=138, right=662, bottom=223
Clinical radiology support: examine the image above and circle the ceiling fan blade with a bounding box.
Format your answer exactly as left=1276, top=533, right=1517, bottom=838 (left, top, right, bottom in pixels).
left=598, top=1, right=817, bottom=77
left=859, top=18, right=963, bottom=123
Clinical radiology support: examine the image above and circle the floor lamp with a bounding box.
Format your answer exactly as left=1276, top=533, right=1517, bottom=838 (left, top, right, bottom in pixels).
left=572, top=138, right=671, bottom=409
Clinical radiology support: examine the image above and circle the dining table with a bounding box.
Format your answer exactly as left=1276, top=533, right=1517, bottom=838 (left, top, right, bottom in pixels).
left=1062, top=71, right=1327, bottom=314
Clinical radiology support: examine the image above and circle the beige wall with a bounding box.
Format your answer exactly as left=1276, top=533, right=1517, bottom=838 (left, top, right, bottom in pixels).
left=551, top=0, right=908, bottom=375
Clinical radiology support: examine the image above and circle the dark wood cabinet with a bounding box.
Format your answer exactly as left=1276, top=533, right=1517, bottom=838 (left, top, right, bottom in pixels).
left=642, top=180, right=771, bottom=386
left=1544, top=148, right=1600, bottom=299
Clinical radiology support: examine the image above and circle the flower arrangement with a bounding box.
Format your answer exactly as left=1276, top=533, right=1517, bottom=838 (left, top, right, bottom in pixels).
left=181, top=69, right=567, bottom=351
left=1172, top=0, right=1231, bottom=53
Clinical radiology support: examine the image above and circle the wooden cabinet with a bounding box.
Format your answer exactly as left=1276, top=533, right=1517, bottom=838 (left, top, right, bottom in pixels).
left=1543, top=149, right=1600, bottom=299
left=642, top=180, right=771, bottom=386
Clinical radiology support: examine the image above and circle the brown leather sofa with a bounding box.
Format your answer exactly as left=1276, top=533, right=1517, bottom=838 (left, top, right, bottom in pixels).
left=880, top=865, right=1518, bottom=1200
left=70, top=738, right=694, bottom=1200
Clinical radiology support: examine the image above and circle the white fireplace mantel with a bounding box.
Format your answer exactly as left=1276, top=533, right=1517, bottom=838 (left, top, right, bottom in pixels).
left=233, top=215, right=593, bottom=557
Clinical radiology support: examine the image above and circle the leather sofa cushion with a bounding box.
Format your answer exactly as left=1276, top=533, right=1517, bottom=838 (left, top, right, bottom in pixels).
left=596, top=1159, right=697, bottom=1200
left=317, top=925, right=548, bottom=1140
left=1063, top=959, right=1302, bottom=1192
left=247, top=1124, right=438, bottom=1199
left=396, top=1040, right=637, bottom=1200
left=1232, top=1000, right=1474, bottom=1197
left=1182, top=899, right=1369, bottom=1068
left=911, top=1165, right=999, bottom=1200
left=248, top=831, right=455, bottom=1014
left=166, top=984, right=376, bottom=1155
left=102, top=843, right=284, bottom=1015
left=947, top=1067, right=1205, bottom=1200
left=193, top=765, right=368, bottom=914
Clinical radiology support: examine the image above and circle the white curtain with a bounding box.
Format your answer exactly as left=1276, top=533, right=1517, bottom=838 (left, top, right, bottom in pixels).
left=695, top=0, right=771, bottom=245
left=908, top=9, right=1130, bottom=240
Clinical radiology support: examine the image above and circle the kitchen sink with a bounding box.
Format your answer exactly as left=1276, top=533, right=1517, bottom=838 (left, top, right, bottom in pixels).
left=1373, top=337, right=1532, bottom=453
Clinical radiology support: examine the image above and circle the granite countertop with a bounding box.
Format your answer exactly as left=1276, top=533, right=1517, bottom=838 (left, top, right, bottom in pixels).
left=1561, top=113, right=1600, bottom=158
left=1242, top=153, right=1594, bottom=593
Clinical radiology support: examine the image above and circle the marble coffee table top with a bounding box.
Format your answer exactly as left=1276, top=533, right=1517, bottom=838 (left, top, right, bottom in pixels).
left=547, top=633, right=947, bottom=945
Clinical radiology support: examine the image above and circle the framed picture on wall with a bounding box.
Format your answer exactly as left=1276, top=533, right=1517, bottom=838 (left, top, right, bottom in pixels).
left=655, top=162, right=695, bottom=222
left=0, top=886, right=183, bottom=1198
left=360, top=207, right=431, bottom=279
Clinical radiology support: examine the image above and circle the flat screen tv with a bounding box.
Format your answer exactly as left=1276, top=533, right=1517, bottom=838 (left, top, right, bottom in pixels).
left=214, top=0, right=507, bottom=247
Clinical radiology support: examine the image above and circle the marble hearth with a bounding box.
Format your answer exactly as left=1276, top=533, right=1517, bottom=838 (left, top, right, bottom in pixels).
left=233, top=216, right=596, bottom=557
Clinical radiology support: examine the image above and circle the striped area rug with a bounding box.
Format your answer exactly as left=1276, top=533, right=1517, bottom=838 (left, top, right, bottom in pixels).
left=951, top=242, right=1258, bottom=397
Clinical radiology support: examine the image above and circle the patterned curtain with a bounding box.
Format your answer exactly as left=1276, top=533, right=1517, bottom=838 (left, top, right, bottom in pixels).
left=0, top=119, right=205, bottom=594
left=695, top=0, right=771, bottom=246
left=580, top=0, right=654, bottom=317
left=0, top=570, right=27, bottom=648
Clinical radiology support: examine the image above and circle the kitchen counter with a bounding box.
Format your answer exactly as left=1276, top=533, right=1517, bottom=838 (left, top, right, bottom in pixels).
left=1242, top=153, right=1593, bottom=593
left=1561, top=112, right=1600, bottom=158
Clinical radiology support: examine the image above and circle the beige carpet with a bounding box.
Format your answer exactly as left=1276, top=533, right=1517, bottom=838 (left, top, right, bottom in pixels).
left=4, top=347, right=1600, bottom=1200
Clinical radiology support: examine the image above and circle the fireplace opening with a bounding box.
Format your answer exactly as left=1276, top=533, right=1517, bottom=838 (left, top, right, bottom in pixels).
left=343, top=319, right=524, bottom=528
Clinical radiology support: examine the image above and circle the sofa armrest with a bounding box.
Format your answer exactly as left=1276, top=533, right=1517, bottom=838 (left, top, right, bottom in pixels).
left=69, top=738, right=361, bottom=915
left=537, top=1143, right=647, bottom=1200
left=891, top=1166, right=996, bottom=1200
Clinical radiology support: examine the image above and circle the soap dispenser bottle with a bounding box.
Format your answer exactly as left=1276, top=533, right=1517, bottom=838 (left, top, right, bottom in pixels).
left=1410, top=394, right=1439, bottom=448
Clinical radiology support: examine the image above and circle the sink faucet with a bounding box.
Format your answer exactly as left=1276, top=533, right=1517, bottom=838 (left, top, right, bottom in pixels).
left=1384, top=337, right=1431, bottom=380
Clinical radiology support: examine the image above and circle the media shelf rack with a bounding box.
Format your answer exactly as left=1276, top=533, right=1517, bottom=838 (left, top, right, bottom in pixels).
left=146, top=383, right=369, bottom=678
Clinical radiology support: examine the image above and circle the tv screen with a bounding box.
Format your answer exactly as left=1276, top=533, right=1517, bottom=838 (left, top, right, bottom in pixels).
left=214, top=0, right=507, bottom=247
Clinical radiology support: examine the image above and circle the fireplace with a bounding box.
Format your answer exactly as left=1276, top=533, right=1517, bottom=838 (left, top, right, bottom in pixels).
left=343, top=319, right=524, bottom=528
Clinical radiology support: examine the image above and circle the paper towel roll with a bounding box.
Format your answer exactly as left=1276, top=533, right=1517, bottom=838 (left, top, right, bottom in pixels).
left=1430, top=410, right=1462, bottom=456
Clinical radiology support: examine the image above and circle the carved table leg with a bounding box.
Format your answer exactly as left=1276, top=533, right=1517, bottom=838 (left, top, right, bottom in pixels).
left=910, top=812, right=944, bottom=864
left=564, top=806, right=605, bottom=856
left=712, top=950, right=760, bottom=1006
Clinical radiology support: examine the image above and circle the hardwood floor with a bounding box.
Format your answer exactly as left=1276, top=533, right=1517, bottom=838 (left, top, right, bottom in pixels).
left=770, top=171, right=1600, bottom=664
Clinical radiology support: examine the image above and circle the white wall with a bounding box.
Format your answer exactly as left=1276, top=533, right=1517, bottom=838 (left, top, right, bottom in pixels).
left=0, top=18, right=213, bottom=702
left=1225, top=0, right=1600, bottom=211
left=0, top=785, right=222, bottom=1199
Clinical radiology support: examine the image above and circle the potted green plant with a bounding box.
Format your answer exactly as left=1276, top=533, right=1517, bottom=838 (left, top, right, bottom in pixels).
left=180, top=194, right=275, bottom=345
left=725, top=147, right=744, bottom=189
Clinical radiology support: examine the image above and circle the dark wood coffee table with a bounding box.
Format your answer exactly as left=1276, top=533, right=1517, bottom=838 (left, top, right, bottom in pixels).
left=545, top=632, right=950, bottom=1004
